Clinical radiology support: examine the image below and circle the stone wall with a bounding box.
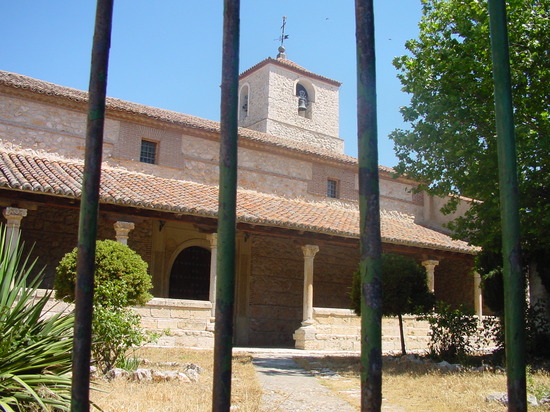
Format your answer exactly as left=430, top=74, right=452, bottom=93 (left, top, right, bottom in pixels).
left=37, top=290, right=214, bottom=348
left=0, top=93, right=118, bottom=158
left=265, top=66, right=342, bottom=152
left=135, top=298, right=214, bottom=348
left=0, top=93, right=436, bottom=222
left=238, top=62, right=343, bottom=153
left=38, top=289, right=431, bottom=352
left=295, top=308, right=431, bottom=352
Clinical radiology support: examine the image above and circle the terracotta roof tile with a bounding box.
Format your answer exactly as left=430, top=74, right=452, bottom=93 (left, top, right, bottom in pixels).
left=0, top=146, right=478, bottom=254
left=239, top=57, right=342, bottom=86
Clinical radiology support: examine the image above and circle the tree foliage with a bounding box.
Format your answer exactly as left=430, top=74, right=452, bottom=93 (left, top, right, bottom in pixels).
left=350, top=253, right=435, bottom=354
left=390, top=0, right=549, bottom=283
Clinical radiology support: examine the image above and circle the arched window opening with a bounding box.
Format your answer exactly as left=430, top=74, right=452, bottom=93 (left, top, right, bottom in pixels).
left=169, top=246, right=211, bottom=300
left=296, top=83, right=312, bottom=119
left=239, top=85, right=249, bottom=121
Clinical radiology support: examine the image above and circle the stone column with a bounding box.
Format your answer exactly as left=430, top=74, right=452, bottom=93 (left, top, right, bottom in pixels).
left=113, top=221, right=135, bottom=245
left=422, top=260, right=439, bottom=293
left=473, top=271, right=483, bottom=319
left=294, top=245, right=320, bottom=349
left=207, top=233, right=218, bottom=318
left=3, top=207, right=27, bottom=255
left=301, top=245, right=319, bottom=324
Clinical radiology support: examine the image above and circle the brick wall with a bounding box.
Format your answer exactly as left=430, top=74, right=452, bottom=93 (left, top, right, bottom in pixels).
left=435, top=258, right=475, bottom=310
left=19, top=205, right=153, bottom=288
left=113, top=122, right=184, bottom=170
left=248, top=235, right=303, bottom=347
left=314, top=243, right=359, bottom=309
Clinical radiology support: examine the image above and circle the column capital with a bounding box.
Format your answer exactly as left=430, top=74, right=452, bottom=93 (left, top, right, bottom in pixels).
left=113, top=221, right=135, bottom=245
left=113, top=221, right=135, bottom=231
left=3, top=207, right=27, bottom=220
left=422, top=259, right=439, bottom=269
left=207, top=233, right=218, bottom=249
left=302, top=245, right=319, bottom=258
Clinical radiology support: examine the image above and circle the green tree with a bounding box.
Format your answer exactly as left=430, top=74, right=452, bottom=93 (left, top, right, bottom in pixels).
left=351, top=253, right=435, bottom=355
left=390, top=0, right=549, bottom=292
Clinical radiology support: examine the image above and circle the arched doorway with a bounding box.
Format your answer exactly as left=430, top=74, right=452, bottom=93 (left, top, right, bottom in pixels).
left=169, top=246, right=211, bottom=300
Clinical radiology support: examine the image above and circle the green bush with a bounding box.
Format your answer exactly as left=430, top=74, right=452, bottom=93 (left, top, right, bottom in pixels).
left=54, top=239, right=152, bottom=306
left=92, top=305, right=146, bottom=373
left=421, top=302, right=479, bottom=362
left=486, top=302, right=550, bottom=364
left=55, top=240, right=154, bottom=373
left=0, top=225, right=73, bottom=411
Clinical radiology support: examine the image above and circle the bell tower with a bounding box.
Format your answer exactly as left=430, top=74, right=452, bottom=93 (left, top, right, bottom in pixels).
left=238, top=46, right=344, bottom=154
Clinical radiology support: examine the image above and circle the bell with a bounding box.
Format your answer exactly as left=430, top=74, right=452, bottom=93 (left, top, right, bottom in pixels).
left=298, top=97, right=308, bottom=111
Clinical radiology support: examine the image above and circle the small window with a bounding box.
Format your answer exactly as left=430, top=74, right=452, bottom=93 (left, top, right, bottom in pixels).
left=140, top=140, right=157, bottom=164
left=327, top=179, right=339, bottom=198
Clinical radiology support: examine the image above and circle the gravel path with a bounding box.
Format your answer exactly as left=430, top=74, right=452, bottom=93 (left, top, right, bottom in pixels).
left=253, top=355, right=357, bottom=412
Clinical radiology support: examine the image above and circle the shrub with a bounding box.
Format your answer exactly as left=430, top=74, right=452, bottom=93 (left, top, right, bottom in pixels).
left=486, top=301, right=550, bottom=364
left=0, top=225, right=73, bottom=411
left=54, top=239, right=152, bottom=306
left=421, top=302, right=479, bottom=362
left=92, top=305, right=146, bottom=372
left=55, top=240, right=154, bottom=373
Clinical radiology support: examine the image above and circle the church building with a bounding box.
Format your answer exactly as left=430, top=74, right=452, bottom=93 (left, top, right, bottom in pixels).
left=0, top=48, right=480, bottom=350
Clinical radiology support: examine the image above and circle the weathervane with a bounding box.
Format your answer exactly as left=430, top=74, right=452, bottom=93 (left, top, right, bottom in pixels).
left=277, top=16, right=289, bottom=59
left=279, top=16, right=289, bottom=47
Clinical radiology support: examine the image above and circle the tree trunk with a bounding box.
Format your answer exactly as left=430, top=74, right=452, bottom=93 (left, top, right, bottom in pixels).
left=398, top=313, right=406, bottom=356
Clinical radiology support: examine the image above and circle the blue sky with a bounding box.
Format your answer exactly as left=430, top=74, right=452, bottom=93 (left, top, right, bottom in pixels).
left=2, top=1, right=422, bottom=167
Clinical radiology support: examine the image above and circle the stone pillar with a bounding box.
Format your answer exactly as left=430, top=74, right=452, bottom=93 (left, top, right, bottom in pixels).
left=3, top=207, right=27, bottom=255
left=294, top=245, right=319, bottom=350
left=301, top=245, right=319, bottom=324
left=207, top=233, right=218, bottom=318
left=422, top=260, right=439, bottom=293
left=113, top=221, right=135, bottom=245
left=473, top=271, right=483, bottom=319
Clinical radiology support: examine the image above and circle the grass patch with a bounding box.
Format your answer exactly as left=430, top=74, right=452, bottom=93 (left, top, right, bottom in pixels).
left=294, top=355, right=550, bottom=411
left=90, top=348, right=262, bottom=411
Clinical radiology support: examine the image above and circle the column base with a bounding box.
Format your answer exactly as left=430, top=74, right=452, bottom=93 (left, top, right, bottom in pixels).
left=293, top=323, right=317, bottom=350
left=206, top=317, right=215, bottom=332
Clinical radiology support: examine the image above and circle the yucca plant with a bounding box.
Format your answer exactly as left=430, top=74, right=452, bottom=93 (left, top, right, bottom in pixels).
left=0, top=226, right=73, bottom=411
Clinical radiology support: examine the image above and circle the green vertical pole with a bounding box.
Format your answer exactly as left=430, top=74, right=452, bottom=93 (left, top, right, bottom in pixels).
left=355, top=1, right=383, bottom=411
left=71, top=0, right=114, bottom=411
left=212, top=0, right=240, bottom=411
left=487, top=1, right=526, bottom=410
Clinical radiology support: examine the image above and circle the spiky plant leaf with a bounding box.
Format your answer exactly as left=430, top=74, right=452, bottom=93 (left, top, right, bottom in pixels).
left=0, top=225, right=73, bottom=411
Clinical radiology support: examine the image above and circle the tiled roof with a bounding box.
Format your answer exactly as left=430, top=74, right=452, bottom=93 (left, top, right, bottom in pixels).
left=239, top=57, right=342, bottom=86
left=0, top=70, right=387, bottom=172
left=0, top=147, right=478, bottom=254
